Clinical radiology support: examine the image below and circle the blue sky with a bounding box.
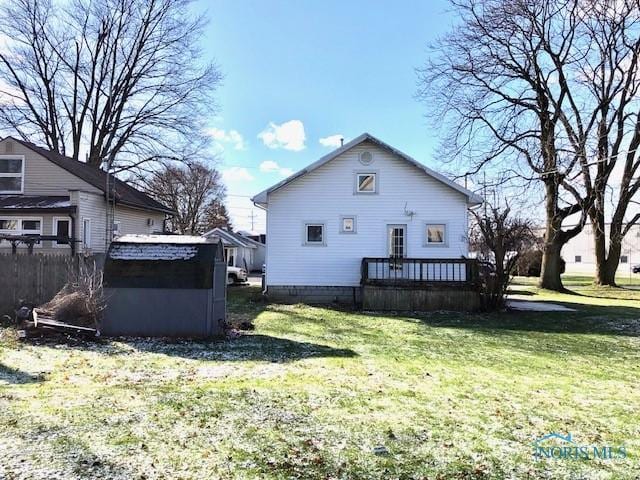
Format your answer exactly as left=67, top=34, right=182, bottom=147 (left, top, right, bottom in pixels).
left=200, top=0, right=454, bottom=232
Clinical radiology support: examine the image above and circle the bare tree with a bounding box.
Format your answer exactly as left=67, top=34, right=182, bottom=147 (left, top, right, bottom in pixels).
left=202, top=201, right=233, bottom=232
left=0, top=0, right=221, bottom=172
left=577, top=1, right=640, bottom=285
left=140, top=160, right=228, bottom=235
left=417, top=0, right=640, bottom=290
left=470, top=204, right=536, bottom=309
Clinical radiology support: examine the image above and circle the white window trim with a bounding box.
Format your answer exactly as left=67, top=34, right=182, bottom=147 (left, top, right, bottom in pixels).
left=339, top=215, right=357, bottom=234
left=424, top=222, right=449, bottom=247
left=82, top=217, right=92, bottom=251
left=53, top=216, right=72, bottom=248
left=303, top=222, right=326, bottom=246
left=0, top=216, right=43, bottom=248
left=354, top=171, right=378, bottom=194
left=0, top=155, right=25, bottom=194
left=113, top=221, right=121, bottom=237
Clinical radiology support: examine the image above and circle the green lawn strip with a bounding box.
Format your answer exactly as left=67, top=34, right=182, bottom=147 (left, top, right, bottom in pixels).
left=1, top=287, right=639, bottom=478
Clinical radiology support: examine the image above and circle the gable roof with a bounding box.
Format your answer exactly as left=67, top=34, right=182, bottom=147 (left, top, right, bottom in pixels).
left=251, top=133, right=483, bottom=206
left=3, top=137, right=174, bottom=215
left=203, top=227, right=262, bottom=249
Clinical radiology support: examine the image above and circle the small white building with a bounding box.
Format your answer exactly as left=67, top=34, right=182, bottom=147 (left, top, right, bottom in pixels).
left=203, top=227, right=265, bottom=272
left=562, top=223, right=640, bottom=276
left=252, top=133, right=483, bottom=304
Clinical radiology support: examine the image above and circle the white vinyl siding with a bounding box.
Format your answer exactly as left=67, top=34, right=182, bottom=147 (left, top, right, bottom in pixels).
left=265, top=142, right=470, bottom=287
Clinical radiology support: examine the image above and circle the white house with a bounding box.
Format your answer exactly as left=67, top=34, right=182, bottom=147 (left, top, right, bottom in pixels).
left=252, top=133, right=483, bottom=304
left=562, top=223, right=640, bottom=277
left=203, top=227, right=265, bottom=271
left=0, top=136, right=173, bottom=254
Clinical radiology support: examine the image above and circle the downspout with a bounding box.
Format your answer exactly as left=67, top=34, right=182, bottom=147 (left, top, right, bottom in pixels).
left=69, top=207, right=77, bottom=256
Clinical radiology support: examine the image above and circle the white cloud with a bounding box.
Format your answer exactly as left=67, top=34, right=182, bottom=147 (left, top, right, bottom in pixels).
left=259, top=160, right=295, bottom=178
left=205, top=127, right=246, bottom=150
left=222, top=167, right=254, bottom=182
left=319, top=134, right=345, bottom=148
left=257, top=120, right=306, bottom=151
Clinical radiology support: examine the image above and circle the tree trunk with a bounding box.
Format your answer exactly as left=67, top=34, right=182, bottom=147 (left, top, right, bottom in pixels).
left=540, top=240, right=564, bottom=290
left=539, top=179, right=565, bottom=291
left=598, top=237, right=622, bottom=286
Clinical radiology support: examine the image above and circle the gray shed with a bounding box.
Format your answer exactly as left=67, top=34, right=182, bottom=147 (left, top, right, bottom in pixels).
left=102, top=235, right=226, bottom=337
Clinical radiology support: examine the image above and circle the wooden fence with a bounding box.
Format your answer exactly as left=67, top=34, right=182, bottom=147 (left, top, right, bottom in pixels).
left=0, top=254, right=103, bottom=317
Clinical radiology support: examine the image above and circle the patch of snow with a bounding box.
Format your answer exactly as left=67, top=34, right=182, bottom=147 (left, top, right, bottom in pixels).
left=507, top=300, right=576, bottom=312
left=109, top=244, right=198, bottom=261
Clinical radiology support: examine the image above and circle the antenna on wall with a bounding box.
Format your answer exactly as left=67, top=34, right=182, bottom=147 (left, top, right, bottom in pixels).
left=403, top=202, right=416, bottom=219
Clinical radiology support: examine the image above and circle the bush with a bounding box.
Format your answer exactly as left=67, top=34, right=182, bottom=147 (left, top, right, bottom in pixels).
left=515, top=250, right=565, bottom=277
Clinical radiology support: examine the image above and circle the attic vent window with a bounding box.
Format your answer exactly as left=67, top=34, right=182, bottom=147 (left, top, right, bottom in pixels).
left=359, top=151, right=373, bottom=165
left=5, top=141, right=13, bottom=154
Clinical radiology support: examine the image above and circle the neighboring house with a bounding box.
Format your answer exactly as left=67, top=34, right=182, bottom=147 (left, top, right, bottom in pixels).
left=0, top=136, right=174, bottom=254
left=562, top=223, right=640, bottom=276
left=252, top=133, right=483, bottom=304
left=237, top=229, right=266, bottom=245
left=203, top=227, right=265, bottom=271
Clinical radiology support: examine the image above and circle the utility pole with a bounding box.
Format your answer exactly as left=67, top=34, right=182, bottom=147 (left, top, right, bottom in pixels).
left=248, top=209, right=257, bottom=231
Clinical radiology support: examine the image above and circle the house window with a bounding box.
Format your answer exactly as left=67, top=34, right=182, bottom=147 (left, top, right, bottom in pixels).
left=356, top=173, right=376, bottom=193
left=426, top=224, right=446, bottom=245
left=621, top=255, right=628, bottom=264
left=225, top=247, right=237, bottom=267
left=575, top=255, right=582, bottom=263
left=0, top=219, right=18, bottom=231
left=113, top=221, right=121, bottom=237
left=53, top=217, right=71, bottom=246
left=0, top=156, right=24, bottom=193
left=82, top=218, right=92, bottom=250
left=0, top=217, right=42, bottom=247
left=305, top=223, right=325, bottom=245
left=340, top=216, right=356, bottom=233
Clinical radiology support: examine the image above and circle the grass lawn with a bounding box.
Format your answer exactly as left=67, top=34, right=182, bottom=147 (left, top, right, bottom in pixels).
left=1, top=283, right=640, bottom=479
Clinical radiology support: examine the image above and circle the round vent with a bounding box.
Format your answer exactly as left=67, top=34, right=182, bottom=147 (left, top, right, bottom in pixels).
left=359, top=151, right=373, bottom=165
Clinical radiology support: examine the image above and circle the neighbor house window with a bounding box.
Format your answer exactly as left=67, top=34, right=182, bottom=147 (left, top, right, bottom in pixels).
left=53, top=217, right=71, bottom=246
left=621, top=255, right=628, bottom=264
left=426, top=224, right=446, bottom=245
left=0, top=219, right=18, bottom=231
left=82, top=218, right=92, bottom=250
left=0, top=217, right=42, bottom=248
left=356, top=173, right=376, bottom=193
left=340, top=216, right=356, bottom=233
left=0, top=156, right=24, bottom=193
left=305, top=223, right=325, bottom=245
left=575, top=255, right=582, bottom=263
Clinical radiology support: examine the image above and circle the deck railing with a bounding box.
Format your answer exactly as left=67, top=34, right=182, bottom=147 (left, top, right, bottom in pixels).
left=361, top=257, right=480, bottom=286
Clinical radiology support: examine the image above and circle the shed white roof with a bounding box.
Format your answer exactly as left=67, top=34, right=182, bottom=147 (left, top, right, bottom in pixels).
left=251, top=133, right=483, bottom=206
left=109, top=243, right=199, bottom=261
